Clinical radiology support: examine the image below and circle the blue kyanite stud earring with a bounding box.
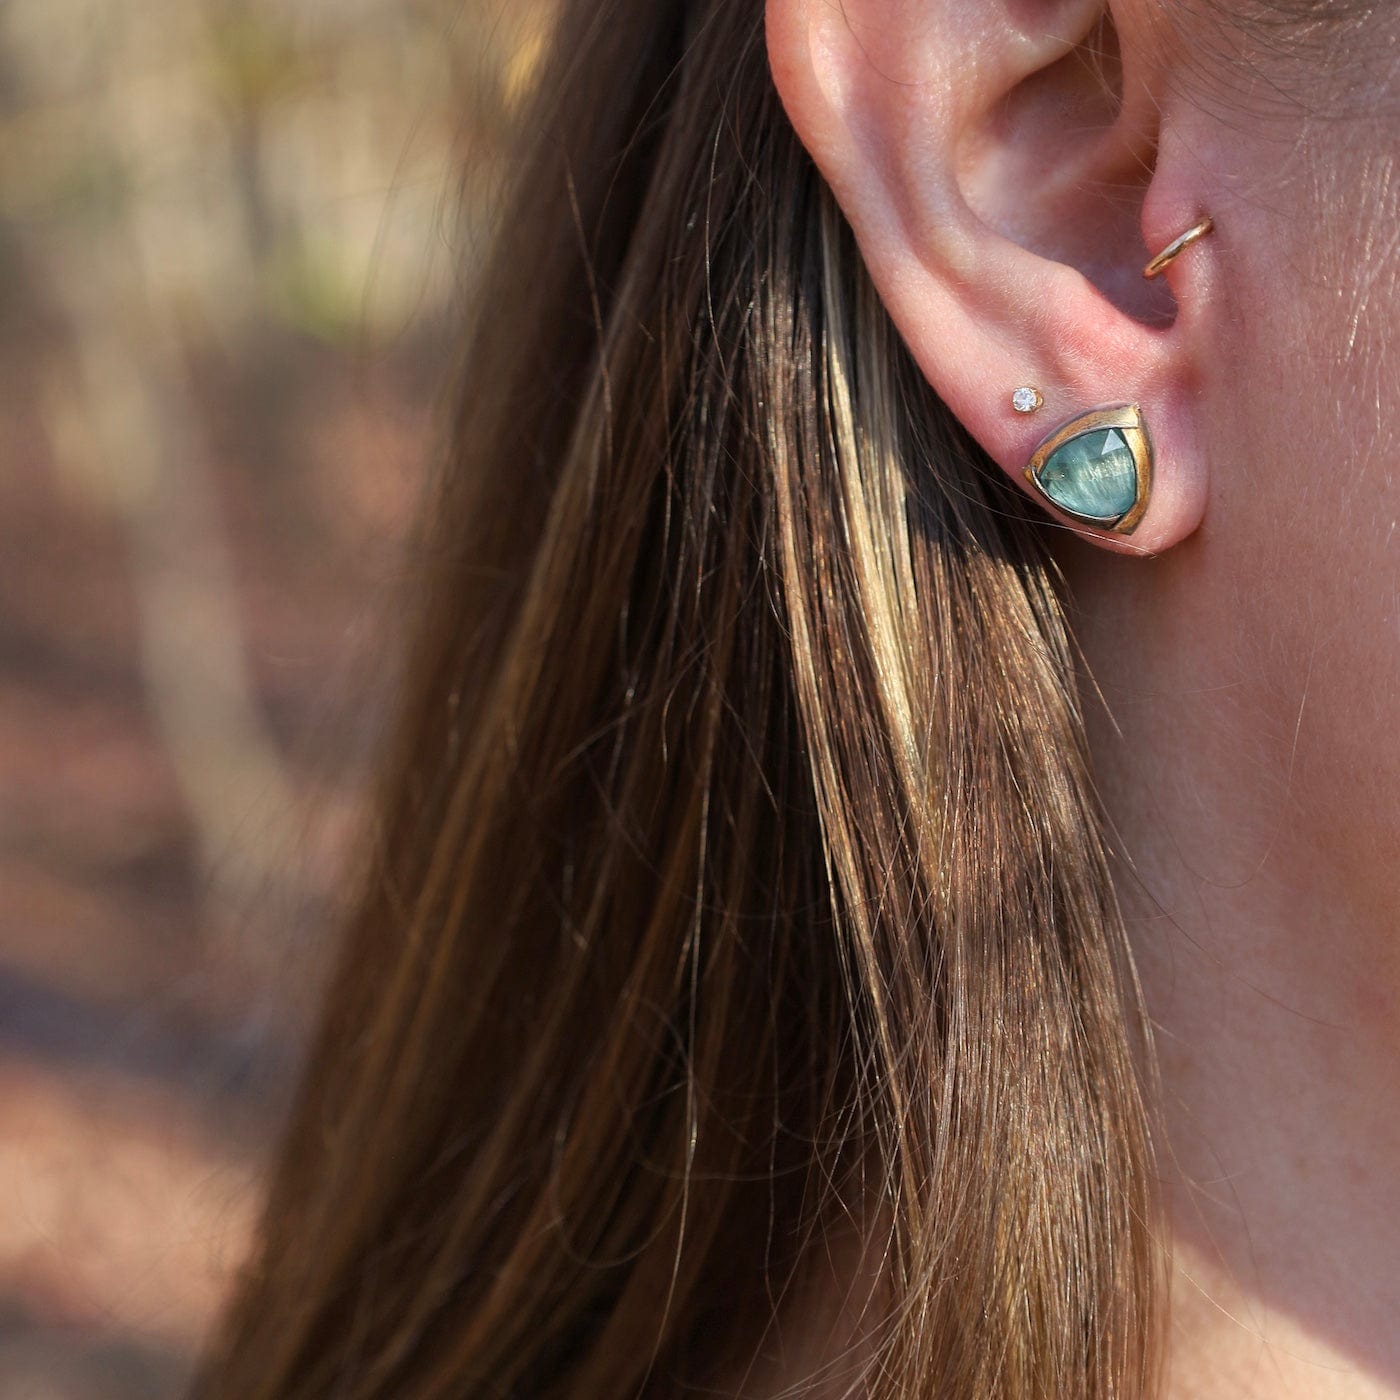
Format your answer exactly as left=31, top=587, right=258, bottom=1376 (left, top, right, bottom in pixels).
left=1022, top=403, right=1152, bottom=535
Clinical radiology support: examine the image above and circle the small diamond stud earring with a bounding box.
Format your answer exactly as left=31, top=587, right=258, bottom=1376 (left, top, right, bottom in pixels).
left=1011, top=386, right=1044, bottom=414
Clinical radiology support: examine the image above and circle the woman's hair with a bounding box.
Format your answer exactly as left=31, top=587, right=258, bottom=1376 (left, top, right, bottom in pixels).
left=191, top=2, right=1171, bottom=1396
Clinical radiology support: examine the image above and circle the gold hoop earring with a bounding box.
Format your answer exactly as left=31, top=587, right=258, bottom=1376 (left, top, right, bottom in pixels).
left=1143, top=215, right=1214, bottom=280
left=1023, top=403, right=1152, bottom=535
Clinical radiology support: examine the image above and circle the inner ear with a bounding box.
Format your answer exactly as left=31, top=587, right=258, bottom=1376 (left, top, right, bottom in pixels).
left=957, top=13, right=1176, bottom=328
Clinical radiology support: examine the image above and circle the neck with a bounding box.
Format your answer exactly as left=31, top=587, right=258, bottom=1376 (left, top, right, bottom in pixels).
left=1067, top=536, right=1400, bottom=1400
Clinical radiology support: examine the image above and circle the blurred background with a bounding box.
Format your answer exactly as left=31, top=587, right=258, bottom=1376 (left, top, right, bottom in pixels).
left=0, top=1, right=549, bottom=1393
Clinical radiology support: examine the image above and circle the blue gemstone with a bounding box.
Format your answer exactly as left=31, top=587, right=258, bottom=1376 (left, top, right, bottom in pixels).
left=1035, top=428, right=1139, bottom=521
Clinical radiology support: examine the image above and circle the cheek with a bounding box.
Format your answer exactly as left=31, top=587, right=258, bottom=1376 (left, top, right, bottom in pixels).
left=1197, top=113, right=1400, bottom=895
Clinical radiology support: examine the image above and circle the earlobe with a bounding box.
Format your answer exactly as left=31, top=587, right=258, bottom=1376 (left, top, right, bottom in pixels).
left=765, top=0, right=1211, bottom=556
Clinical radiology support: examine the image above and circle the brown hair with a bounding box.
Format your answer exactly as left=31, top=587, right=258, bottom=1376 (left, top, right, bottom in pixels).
left=191, top=2, right=1167, bottom=1395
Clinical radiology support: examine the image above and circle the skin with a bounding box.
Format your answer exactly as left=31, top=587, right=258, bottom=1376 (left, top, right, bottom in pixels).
left=766, top=0, right=1400, bottom=1395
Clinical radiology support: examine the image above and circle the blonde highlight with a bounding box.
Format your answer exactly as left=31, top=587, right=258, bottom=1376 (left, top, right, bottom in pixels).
left=192, top=3, right=1168, bottom=1397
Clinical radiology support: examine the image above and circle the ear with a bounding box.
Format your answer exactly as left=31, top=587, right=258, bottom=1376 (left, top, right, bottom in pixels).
left=765, top=0, right=1212, bottom=556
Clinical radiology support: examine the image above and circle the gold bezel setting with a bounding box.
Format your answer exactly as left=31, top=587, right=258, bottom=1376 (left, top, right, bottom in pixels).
left=1021, top=403, right=1152, bottom=535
